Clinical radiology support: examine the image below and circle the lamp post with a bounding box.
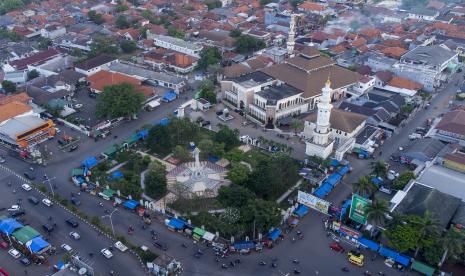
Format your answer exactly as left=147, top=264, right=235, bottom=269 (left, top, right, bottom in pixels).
left=102, top=209, right=118, bottom=237
left=43, top=173, right=56, bottom=196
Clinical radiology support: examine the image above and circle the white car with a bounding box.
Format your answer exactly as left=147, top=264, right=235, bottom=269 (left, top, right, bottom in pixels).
left=61, top=244, right=73, bottom=252
left=21, top=184, right=32, bottom=191
left=8, top=248, right=21, bottom=259
left=7, top=205, right=21, bottom=211
left=114, top=241, right=128, bottom=252
left=101, top=248, right=113, bottom=259
left=69, top=231, right=80, bottom=240
left=42, top=198, right=53, bottom=207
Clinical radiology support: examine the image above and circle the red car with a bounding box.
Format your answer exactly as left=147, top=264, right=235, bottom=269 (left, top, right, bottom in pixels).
left=0, top=242, right=8, bottom=249
left=329, top=242, right=345, bottom=253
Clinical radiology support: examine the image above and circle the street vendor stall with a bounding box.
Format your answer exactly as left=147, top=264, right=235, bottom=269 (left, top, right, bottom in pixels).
left=192, top=227, right=206, bottom=241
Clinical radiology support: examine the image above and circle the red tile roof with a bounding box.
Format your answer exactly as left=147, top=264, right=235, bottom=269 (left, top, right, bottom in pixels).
left=87, top=70, right=154, bottom=97
left=10, top=49, right=61, bottom=70
left=388, top=76, right=422, bottom=90
left=299, top=1, right=325, bottom=11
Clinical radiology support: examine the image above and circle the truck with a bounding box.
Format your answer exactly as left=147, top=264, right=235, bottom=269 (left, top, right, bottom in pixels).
left=408, top=133, right=423, bottom=140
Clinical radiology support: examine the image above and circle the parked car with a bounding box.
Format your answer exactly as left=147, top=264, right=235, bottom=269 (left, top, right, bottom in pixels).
left=70, top=197, right=81, bottom=206
left=114, top=241, right=128, bottom=252
left=101, top=248, right=113, bottom=259
left=28, top=196, right=39, bottom=205
left=23, top=172, right=35, bottom=180
left=0, top=156, right=5, bottom=163
left=20, top=257, right=31, bottom=266
left=10, top=210, right=25, bottom=218
left=42, top=223, right=54, bottom=233
left=8, top=249, right=21, bottom=259
left=65, top=218, right=78, bottom=228
left=69, top=231, right=80, bottom=240
left=42, top=198, right=53, bottom=207
left=379, top=186, right=393, bottom=195
left=329, top=242, right=345, bottom=253
left=7, top=205, right=20, bottom=212
left=0, top=241, right=9, bottom=249
left=61, top=244, right=73, bottom=252
left=68, top=144, right=79, bottom=152
left=21, top=184, right=32, bottom=191
left=347, top=250, right=364, bottom=267
left=153, top=241, right=168, bottom=251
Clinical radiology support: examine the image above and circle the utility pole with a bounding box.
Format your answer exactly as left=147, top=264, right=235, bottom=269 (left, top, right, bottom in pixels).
left=102, top=209, right=118, bottom=237
left=43, top=172, right=56, bottom=196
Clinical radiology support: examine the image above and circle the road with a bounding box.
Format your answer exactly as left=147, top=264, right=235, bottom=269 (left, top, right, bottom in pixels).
left=1, top=71, right=461, bottom=276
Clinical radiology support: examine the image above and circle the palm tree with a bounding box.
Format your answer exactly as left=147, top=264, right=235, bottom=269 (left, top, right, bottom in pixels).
left=439, top=228, right=465, bottom=266
left=291, top=119, right=304, bottom=135
left=411, top=211, right=440, bottom=258
left=367, top=199, right=389, bottom=228
left=352, top=176, right=376, bottom=197
left=371, top=161, right=388, bottom=178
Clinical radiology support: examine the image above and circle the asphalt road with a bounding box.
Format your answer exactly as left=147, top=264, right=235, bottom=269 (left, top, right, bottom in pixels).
left=0, top=72, right=461, bottom=276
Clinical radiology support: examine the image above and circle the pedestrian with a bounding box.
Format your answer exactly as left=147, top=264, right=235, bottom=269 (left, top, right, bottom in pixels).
left=24, top=269, right=28, bottom=275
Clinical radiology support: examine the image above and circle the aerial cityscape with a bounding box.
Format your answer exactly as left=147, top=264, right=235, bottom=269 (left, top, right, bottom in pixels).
left=1, top=0, right=465, bottom=275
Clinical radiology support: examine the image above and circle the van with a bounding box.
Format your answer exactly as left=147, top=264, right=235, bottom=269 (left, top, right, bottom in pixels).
left=42, top=198, right=53, bottom=207
left=347, top=250, right=364, bottom=267
left=28, top=196, right=39, bottom=205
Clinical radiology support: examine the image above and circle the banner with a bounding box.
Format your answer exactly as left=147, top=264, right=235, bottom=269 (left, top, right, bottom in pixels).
left=349, top=194, right=371, bottom=225
left=297, top=191, right=331, bottom=214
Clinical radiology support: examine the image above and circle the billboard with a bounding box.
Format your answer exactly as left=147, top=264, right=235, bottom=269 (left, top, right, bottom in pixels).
left=297, top=191, right=331, bottom=214
left=349, top=194, right=372, bottom=225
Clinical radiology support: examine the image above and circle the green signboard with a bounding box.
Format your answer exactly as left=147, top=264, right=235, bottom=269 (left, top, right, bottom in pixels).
left=349, top=194, right=371, bottom=225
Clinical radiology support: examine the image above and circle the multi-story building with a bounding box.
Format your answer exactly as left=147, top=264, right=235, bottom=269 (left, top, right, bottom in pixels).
left=153, top=35, right=203, bottom=58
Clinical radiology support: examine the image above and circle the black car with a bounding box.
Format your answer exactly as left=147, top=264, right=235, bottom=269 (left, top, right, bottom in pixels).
left=153, top=241, right=168, bottom=251
left=42, top=223, right=54, bottom=233
left=28, top=196, right=39, bottom=205
left=20, top=257, right=31, bottom=266
left=10, top=210, right=26, bottom=218
left=65, top=218, right=79, bottom=228
left=70, top=197, right=81, bottom=206
left=68, top=144, right=79, bottom=152
left=23, top=171, right=36, bottom=180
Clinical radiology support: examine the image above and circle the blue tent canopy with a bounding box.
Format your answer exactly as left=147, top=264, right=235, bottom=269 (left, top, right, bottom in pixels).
left=162, top=91, right=177, bottom=102
left=123, top=200, right=139, bottom=210
left=325, top=173, right=342, bottom=187
left=111, top=171, right=123, bottom=179
left=55, top=261, right=65, bottom=269
left=379, top=246, right=398, bottom=259
left=268, top=228, right=281, bottom=241
left=330, top=159, right=340, bottom=167
left=340, top=199, right=352, bottom=219
left=159, top=118, right=171, bottom=126
left=395, top=254, right=411, bottom=266
left=293, top=205, right=309, bottom=218
left=168, top=218, right=186, bottom=230
left=372, top=177, right=383, bottom=186
left=358, top=238, right=380, bottom=251
left=337, top=166, right=350, bottom=176
left=208, top=156, right=220, bottom=163
left=233, top=241, right=255, bottom=250
left=29, top=236, right=49, bottom=253
left=137, top=129, right=149, bottom=140
left=314, top=188, right=326, bottom=198
left=81, top=156, right=98, bottom=168
left=0, top=218, right=23, bottom=235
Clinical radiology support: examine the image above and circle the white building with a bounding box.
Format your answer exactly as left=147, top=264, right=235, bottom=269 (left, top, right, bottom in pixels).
left=74, top=54, right=117, bottom=76
left=305, top=79, right=335, bottom=159
left=153, top=35, right=203, bottom=58
left=40, top=25, right=66, bottom=39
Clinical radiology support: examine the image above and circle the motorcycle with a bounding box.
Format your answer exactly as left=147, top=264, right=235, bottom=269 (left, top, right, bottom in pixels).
left=293, top=269, right=301, bottom=274
left=259, top=261, right=266, bottom=266
left=341, top=267, right=349, bottom=272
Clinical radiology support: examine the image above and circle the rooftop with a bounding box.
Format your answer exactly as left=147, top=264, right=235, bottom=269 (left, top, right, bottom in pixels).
left=304, top=108, right=367, bottom=133
left=436, top=109, right=465, bottom=136
left=255, top=84, right=301, bottom=105
left=154, top=35, right=202, bottom=51
left=401, top=45, right=457, bottom=67
left=108, top=62, right=185, bottom=85
left=0, top=102, right=32, bottom=122
left=75, top=54, right=116, bottom=71
left=417, top=164, right=465, bottom=202
left=9, top=48, right=61, bottom=70
left=228, top=71, right=274, bottom=88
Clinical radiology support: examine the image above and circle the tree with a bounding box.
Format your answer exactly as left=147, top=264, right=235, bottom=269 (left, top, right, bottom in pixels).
left=147, top=125, right=174, bottom=156
left=240, top=199, right=281, bottom=234
left=144, top=162, right=167, bottom=200
left=197, top=46, right=222, bottom=71
left=214, top=125, right=240, bottom=151
left=1, top=80, right=16, bottom=93
left=173, top=145, right=191, bottom=162
left=0, top=0, right=24, bottom=15
left=115, top=4, right=129, bottom=12
left=38, top=38, right=52, bottom=50
left=167, top=27, right=185, bottom=39
left=226, top=163, right=250, bottom=185
left=235, top=35, right=265, bottom=53
left=95, top=83, right=145, bottom=119
left=224, top=148, right=244, bottom=163
left=229, top=28, right=242, bottom=38
left=393, top=171, right=416, bottom=190
left=410, top=211, right=440, bottom=258
left=386, top=222, right=420, bottom=253
left=116, top=15, right=130, bottom=29
left=367, top=199, right=388, bottom=227
left=120, top=40, right=137, bottom=53
left=259, top=0, right=271, bottom=6
left=218, top=184, right=254, bottom=208
left=205, top=0, right=222, bottom=10
left=198, top=139, right=224, bottom=158
left=291, top=119, right=304, bottom=134
left=0, top=28, right=21, bottom=41
left=90, top=36, right=119, bottom=57
left=199, top=87, right=217, bottom=104
left=290, top=0, right=304, bottom=8
left=439, top=228, right=465, bottom=266
left=88, top=10, right=104, bottom=25
left=352, top=176, right=376, bottom=197
left=27, top=69, right=39, bottom=81
left=370, top=161, right=387, bottom=178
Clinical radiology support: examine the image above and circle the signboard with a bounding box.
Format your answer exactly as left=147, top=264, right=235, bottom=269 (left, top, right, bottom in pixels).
left=349, top=194, right=371, bottom=225
left=297, top=191, right=331, bottom=214
left=339, top=225, right=361, bottom=239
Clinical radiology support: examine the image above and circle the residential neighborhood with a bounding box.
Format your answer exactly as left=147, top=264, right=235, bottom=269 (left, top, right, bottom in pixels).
left=1, top=0, right=465, bottom=276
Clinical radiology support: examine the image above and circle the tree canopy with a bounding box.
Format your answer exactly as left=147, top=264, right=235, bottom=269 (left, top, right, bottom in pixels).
left=226, top=163, right=250, bottom=186
left=144, top=161, right=167, bottom=200
left=88, top=10, right=104, bottom=25
left=95, top=83, right=145, bottom=119
left=27, top=69, right=40, bottom=81
left=116, top=15, right=130, bottom=29
left=1, top=80, right=16, bottom=93
left=0, top=0, right=25, bottom=15
left=214, top=125, right=240, bottom=151
left=393, top=171, right=416, bottom=190
left=120, top=40, right=138, bottom=53
left=197, top=47, right=222, bottom=71
left=235, top=34, right=265, bottom=53
left=229, top=29, right=242, bottom=38
left=90, top=36, right=119, bottom=57
left=218, top=184, right=254, bottom=208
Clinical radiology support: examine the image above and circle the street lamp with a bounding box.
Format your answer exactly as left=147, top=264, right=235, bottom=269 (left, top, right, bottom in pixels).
left=43, top=173, right=56, bottom=196
left=101, top=209, right=118, bottom=237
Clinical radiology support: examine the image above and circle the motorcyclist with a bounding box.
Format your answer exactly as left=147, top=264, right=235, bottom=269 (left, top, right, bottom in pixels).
left=292, top=259, right=299, bottom=264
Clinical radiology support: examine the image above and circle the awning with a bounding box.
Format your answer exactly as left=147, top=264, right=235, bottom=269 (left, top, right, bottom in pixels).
left=0, top=218, right=23, bottom=235
left=137, top=129, right=149, bottom=140
left=378, top=246, right=398, bottom=259
left=337, top=166, right=349, bottom=176
left=70, top=168, right=84, bottom=177
left=28, top=236, right=50, bottom=253
left=101, top=189, right=116, bottom=198
left=203, top=231, right=215, bottom=242
left=123, top=200, right=139, bottom=210
left=167, top=218, right=186, bottom=230
left=371, top=177, right=383, bottom=186
left=110, top=171, right=124, bottom=180
left=330, top=159, right=340, bottom=167
left=147, top=100, right=160, bottom=108
left=124, top=135, right=139, bottom=146
left=411, top=260, right=435, bottom=276
left=159, top=118, right=170, bottom=126
left=103, top=145, right=120, bottom=157
left=325, top=173, right=342, bottom=187
left=358, top=238, right=379, bottom=251
left=268, top=228, right=281, bottom=241
left=193, top=227, right=206, bottom=237
left=289, top=218, right=299, bottom=225
left=11, top=226, right=40, bottom=244
left=81, top=156, right=98, bottom=168
left=395, top=254, right=411, bottom=266
left=293, top=205, right=309, bottom=218
left=162, top=91, right=177, bottom=102
left=233, top=241, right=255, bottom=250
